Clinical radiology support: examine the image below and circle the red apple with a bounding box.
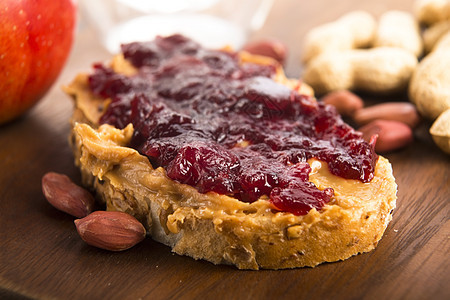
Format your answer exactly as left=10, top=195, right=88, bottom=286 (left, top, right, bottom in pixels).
left=0, top=0, right=77, bottom=124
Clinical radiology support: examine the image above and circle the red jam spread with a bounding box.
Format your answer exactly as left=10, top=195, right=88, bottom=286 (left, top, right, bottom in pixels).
left=89, top=34, right=378, bottom=216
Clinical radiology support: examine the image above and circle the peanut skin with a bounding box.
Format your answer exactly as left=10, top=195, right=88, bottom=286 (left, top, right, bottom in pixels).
left=42, top=172, right=95, bottom=218
left=242, top=39, right=287, bottom=65
left=321, top=90, right=363, bottom=117
left=359, top=120, right=414, bottom=152
left=75, top=211, right=146, bottom=251
left=353, top=102, right=421, bottom=128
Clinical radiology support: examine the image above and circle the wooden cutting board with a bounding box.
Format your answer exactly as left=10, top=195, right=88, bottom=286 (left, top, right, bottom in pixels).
left=1, top=0, right=449, bottom=299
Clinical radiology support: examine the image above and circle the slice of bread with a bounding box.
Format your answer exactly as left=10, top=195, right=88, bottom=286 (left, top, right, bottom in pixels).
left=64, top=42, right=397, bottom=270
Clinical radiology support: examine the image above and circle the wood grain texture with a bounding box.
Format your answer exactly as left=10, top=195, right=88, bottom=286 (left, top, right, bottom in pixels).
left=1, top=0, right=449, bottom=299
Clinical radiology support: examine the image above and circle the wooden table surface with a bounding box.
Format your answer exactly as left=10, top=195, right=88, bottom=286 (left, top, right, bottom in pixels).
left=1, top=0, right=449, bottom=299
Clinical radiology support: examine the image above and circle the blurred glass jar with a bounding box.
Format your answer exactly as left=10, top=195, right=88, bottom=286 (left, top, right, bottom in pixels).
left=80, top=0, right=274, bottom=53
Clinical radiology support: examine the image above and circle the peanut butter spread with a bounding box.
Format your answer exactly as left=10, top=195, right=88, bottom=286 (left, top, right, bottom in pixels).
left=65, top=36, right=397, bottom=269
left=72, top=122, right=396, bottom=269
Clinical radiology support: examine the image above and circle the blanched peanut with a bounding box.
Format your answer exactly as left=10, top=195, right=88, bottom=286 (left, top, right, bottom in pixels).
left=353, top=102, right=421, bottom=128
left=321, top=90, right=363, bottom=117
left=359, top=120, right=414, bottom=152
left=303, top=47, right=418, bottom=95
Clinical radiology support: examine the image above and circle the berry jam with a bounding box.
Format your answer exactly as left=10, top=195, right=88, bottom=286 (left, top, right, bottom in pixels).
left=90, top=34, right=378, bottom=216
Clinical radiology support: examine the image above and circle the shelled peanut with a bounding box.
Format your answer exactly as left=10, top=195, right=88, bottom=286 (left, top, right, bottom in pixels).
left=75, top=211, right=146, bottom=251
left=353, top=102, right=421, bottom=128
left=42, top=171, right=146, bottom=251
left=320, top=90, right=418, bottom=152
left=358, top=120, right=414, bottom=153
left=242, top=38, right=288, bottom=65
left=42, top=172, right=95, bottom=218
left=321, top=90, right=363, bottom=117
